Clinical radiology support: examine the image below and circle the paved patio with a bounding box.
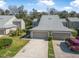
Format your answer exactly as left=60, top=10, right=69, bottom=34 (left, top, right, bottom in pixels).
left=52, top=40, right=79, bottom=58
left=14, top=39, right=48, bottom=58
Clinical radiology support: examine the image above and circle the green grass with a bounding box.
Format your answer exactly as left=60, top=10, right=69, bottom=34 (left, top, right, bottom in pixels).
left=48, top=39, right=55, bottom=58
left=0, top=36, right=29, bottom=58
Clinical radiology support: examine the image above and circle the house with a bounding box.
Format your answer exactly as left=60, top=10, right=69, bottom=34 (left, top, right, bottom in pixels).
left=30, top=15, right=72, bottom=39
left=13, top=19, right=25, bottom=29
left=0, top=15, right=25, bottom=35
left=60, top=18, right=68, bottom=27
left=68, top=17, right=79, bottom=29
left=32, top=19, right=38, bottom=28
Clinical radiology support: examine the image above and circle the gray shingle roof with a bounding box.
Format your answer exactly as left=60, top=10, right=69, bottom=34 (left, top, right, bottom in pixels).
left=0, top=24, right=17, bottom=29
left=0, top=15, right=14, bottom=25
left=68, top=17, right=79, bottom=22
left=59, top=19, right=67, bottom=23
left=0, top=15, right=15, bottom=28
left=31, top=15, right=72, bottom=32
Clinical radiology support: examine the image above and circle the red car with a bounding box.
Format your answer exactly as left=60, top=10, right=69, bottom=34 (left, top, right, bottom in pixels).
left=65, top=38, right=79, bottom=51
left=69, top=46, right=79, bottom=51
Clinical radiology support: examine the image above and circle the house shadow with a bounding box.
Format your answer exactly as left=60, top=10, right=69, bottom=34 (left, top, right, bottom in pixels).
left=20, top=34, right=30, bottom=39
left=20, top=34, right=48, bottom=41
left=60, top=42, right=79, bottom=54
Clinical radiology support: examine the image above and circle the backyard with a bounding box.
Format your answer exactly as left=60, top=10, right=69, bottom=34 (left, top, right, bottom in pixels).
left=0, top=36, right=29, bottom=58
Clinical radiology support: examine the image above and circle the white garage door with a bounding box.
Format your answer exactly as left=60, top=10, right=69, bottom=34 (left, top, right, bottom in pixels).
left=53, top=32, right=71, bottom=39
left=32, top=31, right=48, bottom=39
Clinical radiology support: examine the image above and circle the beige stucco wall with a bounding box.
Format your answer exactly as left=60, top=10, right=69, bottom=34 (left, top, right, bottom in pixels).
left=6, top=27, right=17, bottom=34
left=13, top=20, right=25, bottom=30
left=21, top=20, right=25, bottom=29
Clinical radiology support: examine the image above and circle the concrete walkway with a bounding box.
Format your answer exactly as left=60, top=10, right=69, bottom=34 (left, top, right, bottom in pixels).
left=53, top=40, right=79, bottom=58
left=14, top=39, right=48, bottom=58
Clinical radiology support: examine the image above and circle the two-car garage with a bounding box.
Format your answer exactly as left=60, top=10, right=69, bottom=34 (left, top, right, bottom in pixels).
left=31, top=30, right=72, bottom=39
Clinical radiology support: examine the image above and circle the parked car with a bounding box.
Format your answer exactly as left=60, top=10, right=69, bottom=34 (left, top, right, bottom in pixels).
left=76, top=36, right=79, bottom=39
left=65, top=38, right=79, bottom=51
left=69, top=46, right=79, bottom=51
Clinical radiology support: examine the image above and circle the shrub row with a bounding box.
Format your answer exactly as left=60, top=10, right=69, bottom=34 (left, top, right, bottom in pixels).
left=0, top=37, right=13, bottom=49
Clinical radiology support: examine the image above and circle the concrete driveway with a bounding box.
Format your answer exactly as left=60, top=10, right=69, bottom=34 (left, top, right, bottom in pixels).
left=14, top=39, right=48, bottom=58
left=53, top=40, right=79, bottom=58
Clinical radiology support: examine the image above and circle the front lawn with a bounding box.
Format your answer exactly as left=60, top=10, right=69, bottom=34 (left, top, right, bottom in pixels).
left=48, top=37, right=55, bottom=58
left=0, top=36, right=29, bottom=58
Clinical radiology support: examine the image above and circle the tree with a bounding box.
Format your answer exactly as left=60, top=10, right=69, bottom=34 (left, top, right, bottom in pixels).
left=49, top=8, right=57, bottom=15
left=15, top=5, right=27, bottom=19
left=5, top=9, right=10, bottom=15
left=58, top=10, right=68, bottom=18
left=69, top=11, right=76, bottom=17
left=18, top=5, right=24, bottom=13
left=0, top=8, right=4, bottom=15
left=8, top=5, right=18, bottom=15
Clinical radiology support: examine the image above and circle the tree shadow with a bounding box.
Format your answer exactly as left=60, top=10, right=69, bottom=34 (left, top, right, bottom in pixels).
left=60, top=42, right=79, bottom=54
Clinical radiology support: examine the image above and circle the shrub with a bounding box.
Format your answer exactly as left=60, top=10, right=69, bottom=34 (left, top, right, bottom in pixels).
left=48, top=37, right=52, bottom=41
left=9, top=30, right=16, bottom=37
left=22, top=29, right=26, bottom=32
left=0, top=37, right=13, bottom=49
left=71, top=30, right=78, bottom=37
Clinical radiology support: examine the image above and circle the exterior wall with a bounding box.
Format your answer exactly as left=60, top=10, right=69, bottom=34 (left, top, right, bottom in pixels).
left=13, top=21, right=21, bottom=28
left=13, top=20, right=25, bottom=29
left=21, top=20, right=25, bottom=29
left=0, top=29, right=5, bottom=35
left=6, top=27, right=17, bottom=34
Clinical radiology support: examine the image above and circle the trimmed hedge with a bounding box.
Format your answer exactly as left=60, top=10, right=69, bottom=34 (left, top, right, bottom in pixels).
left=48, top=37, right=52, bottom=41
left=48, top=37, right=55, bottom=58
left=0, top=37, right=13, bottom=49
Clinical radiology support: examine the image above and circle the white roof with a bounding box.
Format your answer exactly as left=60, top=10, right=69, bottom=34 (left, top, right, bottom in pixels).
left=68, top=17, right=79, bottom=22
left=31, top=15, right=72, bottom=32
left=33, top=19, right=38, bottom=22
left=59, top=19, right=67, bottom=22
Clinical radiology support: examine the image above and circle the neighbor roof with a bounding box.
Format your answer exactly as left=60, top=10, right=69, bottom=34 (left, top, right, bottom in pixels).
left=0, top=24, right=17, bottom=29
left=68, top=17, right=79, bottom=22
left=59, top=19, right=67, bottom=23
left=33, top=19, right=38, bottom=22
left=31, top=15, right=72, bottom=32
left=0, top=15, right=15, bottom=28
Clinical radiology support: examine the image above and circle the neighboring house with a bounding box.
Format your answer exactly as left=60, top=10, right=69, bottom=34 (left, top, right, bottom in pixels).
left=13, top=19, right=25, bottom=29
left=0, top=15, right=25, bottom=35
left=60, top=18, right=68, bottom=27
left=32, top=19, right=38, bottom=28
left=68, top=17, right=79, bottom=29
left=30, top=15, right=72, bottom=39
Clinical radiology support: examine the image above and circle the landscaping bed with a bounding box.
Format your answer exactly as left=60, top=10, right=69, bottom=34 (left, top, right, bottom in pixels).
left=48, top=37, right=55, bottom=58
left=0, top=36, right=29, bottom=58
